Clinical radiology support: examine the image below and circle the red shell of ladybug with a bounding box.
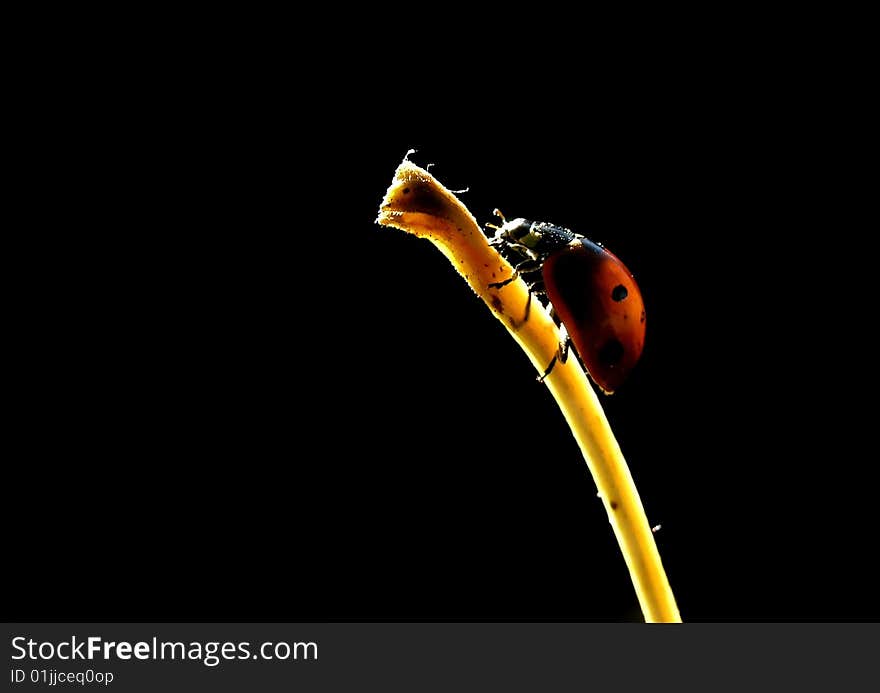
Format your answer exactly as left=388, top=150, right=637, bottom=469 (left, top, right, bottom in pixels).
left=542, top=238, right=645, bottom=394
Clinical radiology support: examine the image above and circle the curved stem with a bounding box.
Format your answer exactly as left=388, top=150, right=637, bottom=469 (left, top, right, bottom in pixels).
left=376, top=157, right=681, bottom=623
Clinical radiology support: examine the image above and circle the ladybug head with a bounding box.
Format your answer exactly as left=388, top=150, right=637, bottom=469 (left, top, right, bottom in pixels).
left=490, top=217, right=534, bottom=246
left=488, top=215, right=575, bottom=258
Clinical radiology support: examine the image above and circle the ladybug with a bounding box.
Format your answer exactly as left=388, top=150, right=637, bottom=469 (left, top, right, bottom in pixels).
left=486, top=210, right=646, bottom=394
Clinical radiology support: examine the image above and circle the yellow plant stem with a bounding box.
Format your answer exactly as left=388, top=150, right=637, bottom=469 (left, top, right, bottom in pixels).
left=376, top=156, right=681, bottom=623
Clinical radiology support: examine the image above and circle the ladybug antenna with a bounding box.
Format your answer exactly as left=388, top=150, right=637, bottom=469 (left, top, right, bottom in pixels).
left=485, top=208, right=507, bottom=234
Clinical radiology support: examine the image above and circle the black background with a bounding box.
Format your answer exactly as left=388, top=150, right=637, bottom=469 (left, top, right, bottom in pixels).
left=6, top=64, right=876, bottom=622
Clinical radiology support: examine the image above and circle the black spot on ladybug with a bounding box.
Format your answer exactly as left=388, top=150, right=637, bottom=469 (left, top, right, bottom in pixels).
left=610, top=501, right=618, bottom=510
left=598, top=338, right=624, bottom=366
left=640, top=310, right=646, bottom=323
left=490, top=295, right=503, bottom=313
left=403, top=187, right=411, bottom=194
left=611, top=284, right=628, bottom=302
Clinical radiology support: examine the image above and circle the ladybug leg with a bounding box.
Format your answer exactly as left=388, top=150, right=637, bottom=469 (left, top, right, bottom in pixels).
left=537, top=354, right=557, bottom=382
left=518, top=275, right=549, bottom=323
left=552, top=309, right=571, bottom=366
left=521, top=287, right=532, bottom=323
left=558, top=331, right=571, bottom=365
left=524, top=278, right=545, bottom=295
left=487, top=275, right=515, bottom=289
left=537, top=317, right=571, bottom=383
left=488, top=258, right=542, bottom=289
